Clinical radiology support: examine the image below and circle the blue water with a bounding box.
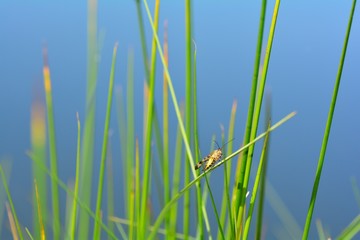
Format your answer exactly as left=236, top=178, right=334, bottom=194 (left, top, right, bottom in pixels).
left=0, top=1, right=359, bottom=239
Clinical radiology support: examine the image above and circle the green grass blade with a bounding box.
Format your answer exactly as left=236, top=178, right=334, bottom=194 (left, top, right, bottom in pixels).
left=93, top=42, right=119, bottom=239
left=42, top=47, right=60, bottom=239
left=267, top=180, right=302, bottom=239
left=139, top=0, right=160, bottom=237
left=219, top=100, right=237, bottom=239
left=235, top=0, right=267, bottom=216
left=0, top=165, right=24, bottom=240
left=162, top=20, right=171, bottom=237
left=302, top=1, right=357, bottom=238
left=204, top=173, right=225, bottom=240
left=184, top=0, right=193, bottom=238
left=255, top=93, right=271, bottom=240
left=242, top=122, right=270, bottom=239
left=30, top=96, right=47, bottom=240
left=337, top=214, right=360, bottom=239
left=78, top=1, right=98, bottom=238
left=126, top=49, right=135, bottom=220
left=148, top=112, right=296, bottom=239
left=237, top=0, right=280, bottom=232
left=169, top=110, right=184, bottom=239
left=315, top=220, right=327, bottom=240
left=68, top=113, right=81, bottom=239
left=192, top=41, right=206, bottom=239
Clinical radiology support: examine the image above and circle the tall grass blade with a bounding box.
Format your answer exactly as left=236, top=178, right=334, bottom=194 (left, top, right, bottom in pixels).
left=242, top=122, right=270, bottom=239
left=93, top=42, right=119, bottom=239
left=148, top=112, right=296, bottom=239
left=255, top=93, right=271, bottom=240
left=6, top=202, right=18, bottom=240
left=237, top=0, right=280, bottom=232
left=184, top=0, right=193, bottom=238
left=162, top=20, right=171, bottom=236
left=0, top=166, right=23, bottom=240
left=235, top=0, right=267, bottom=216
left=139, top=0, right=160, bottom=237
left=169, top=109, right=184, bottom=239
left=219, top=100, right=237, bottom=239
left=78, top=0, right=98, bottom=238
left=67, top=113, right=81, bottom=240
left=0, top=160, right=11, bottom=237
left=30, top=92, right=47, bottom=240
left=302, top=1, right=357, bottom=238
left=351, top=177, right=360, bottom=210
left=192, top=41, right=206, bottom=239
left=126, top=49, right=135, bottom=222
left=42, top=46, right=60, bottom=239
left=267, top=180, right=302, bottom=239
left=34, top=180, right=46, bottom=240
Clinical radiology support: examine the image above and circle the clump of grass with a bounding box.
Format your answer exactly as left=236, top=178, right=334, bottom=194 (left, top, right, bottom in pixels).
left=0, top=0, right=359, bottom=239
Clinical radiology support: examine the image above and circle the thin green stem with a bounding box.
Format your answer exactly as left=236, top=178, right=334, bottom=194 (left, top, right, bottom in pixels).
left=93, top=43, right=119, bottom=239
left=42, top=47, right=60, bottom=240
left=139, top=0, right=160, bottom=237
left=302, top=0, right=357, bottom=238
left=0, top=166, right=24, bottom=240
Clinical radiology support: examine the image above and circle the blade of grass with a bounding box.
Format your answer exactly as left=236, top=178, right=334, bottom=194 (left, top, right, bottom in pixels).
left=184, top=0, right=193, bottom=237
left=192, top=41, right=206, bottom=239
left=139, top=0, right=160, bottom=237
left=42, top=46, right=60, bottom=239
left=267, top=180, right=302, bottom=239
left=169, top=108, right=184, bottom=239
left=93, top=42, right=119, bottom=239
left=6, top=202, right=19, bottom=240
left=163, top=20, right=170, bottom=235
left=27, top=152, right=118, bottom=239
left=132, top=138, right=140, bottom=240
left=302, top=1, right=357, bottom=238
left=0, top=160, right=12, bottom=238
left=204, top=172, right=225, bottom=240
left=255, top=92, right=271, bottom=240
left=337, top=214, right=360, bottom=239
left=78, top=0, right=98, bottom=238
left=235, top=0, right=267, bottom=217
left=0, top=166, right=23, bottom=240
left=126, top=49, right=135, bottom=221
left=242, top=122, right=270, bottom=239
left=219, top=100, right=237, bottom=240
left=237, top=0, right=280, bottom=233
left=148, top=112, right=296, bottom=240
left=67, top=113, right=81, bottom=240
left=30, top=93, right=47, bottom=240
left=34, top=180, right=46, bottom=240
left=107, top=136, right=115, bottom=235
left=25, top=228, right=34, bottom=240
left=315, top=219, right=327, bottom=240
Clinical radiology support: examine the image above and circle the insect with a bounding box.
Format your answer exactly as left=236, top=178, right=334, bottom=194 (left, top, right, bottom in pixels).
left=195, top=138, right=234, bottom=171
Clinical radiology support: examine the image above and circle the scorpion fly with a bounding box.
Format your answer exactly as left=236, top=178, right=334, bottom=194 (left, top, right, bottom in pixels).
left=195, top=138, right=234, bottom=171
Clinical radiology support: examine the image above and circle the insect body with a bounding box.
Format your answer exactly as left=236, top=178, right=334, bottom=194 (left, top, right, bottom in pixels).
left=195, top=139, right=234, bottom=171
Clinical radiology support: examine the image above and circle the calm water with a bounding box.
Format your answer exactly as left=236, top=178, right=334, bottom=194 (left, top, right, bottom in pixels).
left=0, top=1, right=359, bottom=239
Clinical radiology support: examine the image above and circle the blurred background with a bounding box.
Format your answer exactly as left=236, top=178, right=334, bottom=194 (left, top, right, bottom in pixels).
left=0, top=1, right=359, bottom=238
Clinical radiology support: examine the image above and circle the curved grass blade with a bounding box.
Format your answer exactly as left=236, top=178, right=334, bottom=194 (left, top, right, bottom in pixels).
left=93, top=42, right=119, bottom=239
left=302, top=0, right=357, bottom=238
